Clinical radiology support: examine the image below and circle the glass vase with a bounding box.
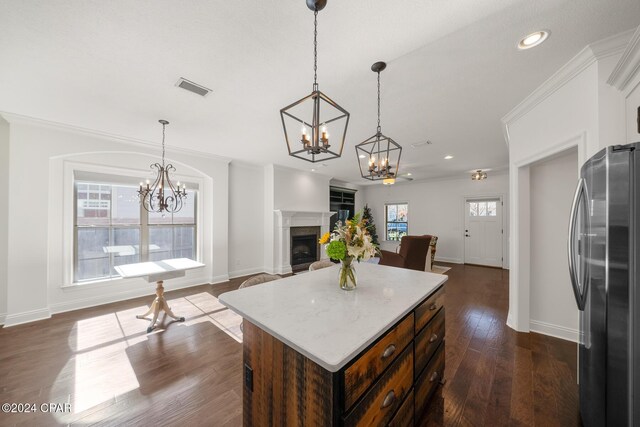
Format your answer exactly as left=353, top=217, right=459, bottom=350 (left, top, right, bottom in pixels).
left=338, top=257, right=357, bottom=291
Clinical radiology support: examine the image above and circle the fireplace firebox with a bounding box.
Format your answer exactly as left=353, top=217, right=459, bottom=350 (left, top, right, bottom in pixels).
left=291, top=235, right=318, bottom=265
left=290, top=226, right=321, bottom=272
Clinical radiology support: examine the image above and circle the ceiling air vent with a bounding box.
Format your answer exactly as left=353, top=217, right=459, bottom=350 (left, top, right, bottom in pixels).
left=411, top=140, right=432, bottom=148
left=175, top=78, right=212, bottom=97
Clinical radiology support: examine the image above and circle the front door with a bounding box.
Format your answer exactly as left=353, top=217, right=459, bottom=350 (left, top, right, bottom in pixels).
left=464, top=198, right=503, bottom=267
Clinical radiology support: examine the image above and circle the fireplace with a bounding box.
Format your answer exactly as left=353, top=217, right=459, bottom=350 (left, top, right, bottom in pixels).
left=290, top=226, right=321, bottom=272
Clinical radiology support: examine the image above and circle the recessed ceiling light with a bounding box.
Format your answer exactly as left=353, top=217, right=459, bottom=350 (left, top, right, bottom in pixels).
left=444, top=155, right=454, bottom=160
left=406, top=172, right=412, bottom=176
left=517, top=30, right=550, bottom=50
left=359, top=154, right=366, bottom=159
left=311, top=168, right=316, bottom=172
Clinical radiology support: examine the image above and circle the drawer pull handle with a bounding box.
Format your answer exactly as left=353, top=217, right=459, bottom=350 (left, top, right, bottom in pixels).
left=381, top=344, right=396, bottom=359
left=429, top=333, right=438, bottom=343
left=429, top=303, right=438, bottom=311
left=429, top=371, right=440, bottom=383
left=381, top=390, right=396, bottom=409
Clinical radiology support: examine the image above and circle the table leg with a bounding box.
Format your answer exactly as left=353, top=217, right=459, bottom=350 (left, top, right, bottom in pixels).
left=137, top=280, right=186, bottom=333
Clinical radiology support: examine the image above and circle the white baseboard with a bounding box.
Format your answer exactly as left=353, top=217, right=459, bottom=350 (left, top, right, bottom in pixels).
left=275, top=264, right=293, bottom=275
left=3, top=307, right=51, bottom=327
left=49, top=277, right=211, bottom=316
left=228, top=267, right=265, bottom=279
left=434, top=256, right=463, bottom=264
left=210, top=274, right=230, bottom=284
left=530, top=319, right=578, bottom=343
left=0, top=312, right=6, bottom=325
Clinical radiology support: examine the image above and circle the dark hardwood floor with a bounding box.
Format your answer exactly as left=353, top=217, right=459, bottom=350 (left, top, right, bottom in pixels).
left=421, top=264, right=579, bottom=427
left=0, top=264, right=578, bottom=426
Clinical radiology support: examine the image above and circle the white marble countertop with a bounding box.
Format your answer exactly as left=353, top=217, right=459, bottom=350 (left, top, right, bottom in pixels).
left=219, top=263, right=447, bottom=372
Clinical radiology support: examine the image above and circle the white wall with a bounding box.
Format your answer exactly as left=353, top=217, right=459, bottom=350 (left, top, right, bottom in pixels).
left=229, top=162, right=264, bottom=278
left=503, top=31, right=631, bottom=336
left=1, top=114, right=237, bottom=326
left=0, top=117, right=8, bottom=324
left=362, top=173, right=510, bottom=266
left=529, top=148, right=579, bottom=341
left=273, top=165, right=331, bottom=211
left=626, top=84, right=640, bottom=142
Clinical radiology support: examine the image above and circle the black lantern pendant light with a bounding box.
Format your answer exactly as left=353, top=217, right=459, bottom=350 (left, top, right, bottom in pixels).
left=138, top=120, right=187, bottom=213
left=280, top=0, right=350, bottom=163
left=356, top=62, right=402, bottom=184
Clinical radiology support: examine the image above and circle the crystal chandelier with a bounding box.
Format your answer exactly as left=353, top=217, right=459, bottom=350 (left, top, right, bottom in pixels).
left=471, top=170, right=488, bottom=181
left=138, top=120, right=187, bottom=213
left=355, top=61, right=402, bottom=184
left=280, top=0, right=350, bottom=163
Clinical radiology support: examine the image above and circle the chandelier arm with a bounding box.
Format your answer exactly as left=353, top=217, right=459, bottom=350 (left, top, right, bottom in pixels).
left=148, top=163, right=163, bottom=212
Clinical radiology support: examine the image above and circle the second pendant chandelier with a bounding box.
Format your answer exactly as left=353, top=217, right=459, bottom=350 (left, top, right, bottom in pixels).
left=356, top=61, right=402, bottom=185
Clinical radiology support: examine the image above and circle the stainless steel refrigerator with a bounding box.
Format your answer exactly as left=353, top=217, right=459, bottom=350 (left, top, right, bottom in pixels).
left=568, top=142, right=639, bottom=426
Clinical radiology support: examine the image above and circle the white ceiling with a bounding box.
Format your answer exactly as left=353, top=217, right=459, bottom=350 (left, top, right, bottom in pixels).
left=1, top=0, right=639, bottom=184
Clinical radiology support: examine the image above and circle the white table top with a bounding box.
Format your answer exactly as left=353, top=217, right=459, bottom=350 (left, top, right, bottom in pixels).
left=219, top=263, right=447, bottom=372
left=115, top=258, right=204, bottom=282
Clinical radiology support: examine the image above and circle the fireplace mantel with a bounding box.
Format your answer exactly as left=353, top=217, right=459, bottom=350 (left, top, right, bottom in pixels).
left=273, top=210, right=335, bottom=274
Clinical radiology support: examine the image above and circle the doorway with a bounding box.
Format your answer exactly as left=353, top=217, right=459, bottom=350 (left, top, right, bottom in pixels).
left=464, top=197, right=503, bottom=267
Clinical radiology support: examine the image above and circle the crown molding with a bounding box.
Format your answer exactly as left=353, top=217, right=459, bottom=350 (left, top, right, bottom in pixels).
left=607, top=25, right=640, bottom=92
left=501, top=30, right=633, bottom=133
left=0, top=111, right=232, bottom=164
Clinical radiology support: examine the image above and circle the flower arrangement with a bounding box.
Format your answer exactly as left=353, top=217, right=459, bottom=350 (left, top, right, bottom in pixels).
left=319, top=212, right=379, bottom=290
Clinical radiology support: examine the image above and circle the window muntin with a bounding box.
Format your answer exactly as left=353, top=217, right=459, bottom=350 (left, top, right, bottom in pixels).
left=148, top=195, right=197, bottom=261
left=385, top=203, right=408, bottom=241
left=74, top=179, right=197, bottom=284
left=468, top=201, right=497, bottom=217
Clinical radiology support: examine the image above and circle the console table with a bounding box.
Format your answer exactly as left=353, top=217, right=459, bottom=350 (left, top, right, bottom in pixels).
left=219, top=263, right=447, bottom=426
left=115, top=258, right=205, bottom=333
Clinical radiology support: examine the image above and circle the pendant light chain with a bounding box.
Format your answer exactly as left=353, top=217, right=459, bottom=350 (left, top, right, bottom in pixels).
left=161, top=121, right=166, bottom=167
left=313, top=10, right=318, bottom=90
left=377, top=71, right=381, bottom=134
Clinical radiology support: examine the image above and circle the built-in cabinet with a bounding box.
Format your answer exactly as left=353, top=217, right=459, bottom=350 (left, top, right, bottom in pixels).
left=330, top=186, right=357, bottom=231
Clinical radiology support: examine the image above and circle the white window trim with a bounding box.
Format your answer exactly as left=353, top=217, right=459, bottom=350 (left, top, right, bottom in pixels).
left=384, top=201, right=409, bottom=242
left=62, top=160, right=204, bottom=288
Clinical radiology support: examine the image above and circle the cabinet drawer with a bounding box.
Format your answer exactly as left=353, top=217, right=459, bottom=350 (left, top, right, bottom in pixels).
left=415, top=308, right=445, bottom=378
left=388, top=388, right=413, bottom=427
left=344, top=344, right=414, bottom=427
left=343, top=313, right=414, bottom=409
left=415, top=286, right=445, bottom=333
left=415, top=342, right=445, bottom=419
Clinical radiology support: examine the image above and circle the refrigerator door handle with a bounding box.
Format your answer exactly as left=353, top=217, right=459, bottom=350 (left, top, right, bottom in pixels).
left=568, top=178, right=588, bottom=310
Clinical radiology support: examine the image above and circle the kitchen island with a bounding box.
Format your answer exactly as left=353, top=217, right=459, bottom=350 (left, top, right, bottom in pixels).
left=219, top=262, right=447, bottom=426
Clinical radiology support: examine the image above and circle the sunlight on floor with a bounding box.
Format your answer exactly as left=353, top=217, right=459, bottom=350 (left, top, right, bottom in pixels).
left=50, top=291, right=244, bottom=423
